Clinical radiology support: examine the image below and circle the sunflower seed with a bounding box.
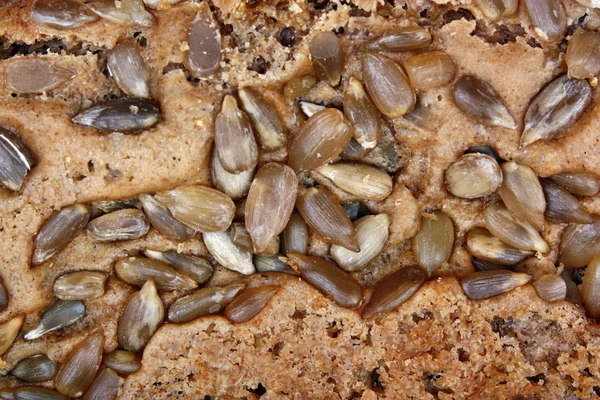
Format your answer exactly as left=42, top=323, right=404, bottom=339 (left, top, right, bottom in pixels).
left=203, top=231, right=255, bottom=275
left=365, top=26, right=432, bottom=52
left=452, top=75, right=516, bottom=129
left=102, top=350, right=141, bottom=375
left=143, top=250, right=213, bottom=285
left=280, top=211, right=308, bottom=255
left=472, top=258, right=510, bottom=272
left=287, top=252, right=363, bottom=308
left=10, top=354, right=57, bottom=383
left=342, top=201, right=371, bottom=221
left=87, top=209, right=150, bottom=242
left=139, top=194, right=195, bottom=242
left=0, top=315, right=24, bottom=356
left=55, top=332, right=104, bottom=397
left=210, top=150, right=254, bottom=201
left=87, top=0, right=154, bottom=27
left=523, top=0, right=566, bottom=41
left=168, top=283, right=245, bottom=323
left=224, top=286, right=279, bottom=323
left=82, top=367, right=121, bottom=400
left=317, top=163, right=393, bottom=201
left=238, top=87, right=287, bottom=152
left=14, top=387, right=68, bottom=400
left=464, top=145, right=503, bottom=163
left=533, top=274, right=567, bottom=302
left=118, top=279, right=164, bottom=352
left=476, top=0, right=518, bottom=19
left=403, top=51, right=456, bottom=90
left=296, top=186, right=359, bottom=251
left=253, top=255, right=298, bottom=275
left=566, top=29, right=600, bottom=80
left=54, top=271, right=107, bottom=300
left=72, top=98, right=161, bottom=133
left=561, top=269, right=582, bottom=305
left=31, top=0, right=98, bottom=29
left=559, top=217, right=600, bottom=268
left=24, top=300, right=85, bottom=340
left=90, top=199, right=141, bottom=216
left=444, top=153, right=502, bottom=199
left=229, top=223, right=280, bottom=255
left=154, top=185, right=235, bottom=232
left=460, top=270, right=531, bottom=300
left=283, top=75, right=318, bottom=101
left=344, top=77, right=381, bottom=149
left=413, top=211, right=454, bottom=277
left=188, top=2, right=221, bottom=77
left=6, top=58, right=75, bottom=94
left=299, top=102, right=326, bottom=118
left=288, top=108, right=353, bottom=172
left=521, top=75, right=591, bottom=147
left=0, top=126, right=36, bottom=192
left=541, top=179, right=592, bottom=224
left=309, top=32, right=345, bottom=87
left=0, top=277, right=7, bottom=312
left=107, top=39, right=150, bottom=98
left=115, top=257, right=198, bottom=292
left=362, top=52, right=415, bottom=119
left=582, top=255, right=600, bottom=319
left=466, top=228, right=534, bottom=266
left=549, top=172, right=600, bottom=197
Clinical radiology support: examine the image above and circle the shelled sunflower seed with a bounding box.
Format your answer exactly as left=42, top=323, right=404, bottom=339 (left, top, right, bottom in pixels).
left=558, top=217, right=600, bottom=269
left=6, top=58, right=75, bottom=94
left=0, top=126, right=36, bottom=192
left=14, top=387, right=68, bottom=400
left=445, top=153, right=502, bottom=199
left=476, top=0, right=518, bottom=19
left=412, top=211, right=454, bottom=277
left=229, top=223, right=280, bottom=256
left=239, top=87, right=287, bottom=152
left=541, top=179, right=592, bottom=224
left=87, top=0, right=154, bottom=27
left=566, top=29, right=600, bottom=80
left=466, top=228, right=534, bottom=265
left=403, top=51, right=456, bottom=90
left=82, top=367, right=121, bottom=400
left=202, top=231, right=255, bottom=275
left=210, top=150, right=254, bottom=202
left=365, top=26, right=432, bottom=51
left=224, top=286, right=279, bottom=324
left=299, top=102, right=327, bottom=118
left=72, top=98, right=161, bottom=133
left=472, top=258, right=510, bottom=272
left=309, top=32, right=345, bottom=87
left=523, top=0, right=566, bottom=41
left=460, top=270, right=531, bottom=300
left=143, top=250, right=213, bottom=285
left=280, top=211, right=308, bottom=255
left=86, top=209, right=150, bottom=242
left=187, top=2, right=221, bottom=77
left=581, top=255, right=600, bottom=319
left=0, top=315, right=24, bottom=356
left=253, top=255, right=298, bottom=275
left=168, top=284, right=245, bottom=324
left=533, top=274, right=567, bottom=302
left=139, top=194, right=195, bottom=242
left=317, top=163, right=393, bottom=201
left=115, top=257, right=198, bottom=292
left=549, top=172, right=600, bottom=196
left=10, top=354, right=57, bottom=383
left=25, top=300, right=85, bottom=340
left=53, top=271, right=107, bottom=300
left=102, top=350, right=142, bottom=375
left=107, top=39, right=150, bottom=98
left=54, top=332, right=104, bottom=398
left=344, top=77, right=381, bottom=149
left=31, top=0, right=98, bottom=29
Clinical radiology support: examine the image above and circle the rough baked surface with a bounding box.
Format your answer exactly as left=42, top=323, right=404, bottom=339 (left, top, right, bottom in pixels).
left=0, top=0, right=600, bottom=398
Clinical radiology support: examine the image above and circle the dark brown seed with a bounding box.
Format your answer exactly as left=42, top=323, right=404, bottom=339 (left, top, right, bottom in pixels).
left=460, top=270, right=531, bottom=300
left=31, top=0, right=98, bottom=29
left=541, top=179, right=592, bottom=224
left=86, top=209, right=150, bottom=242
left=0, top=126, right=36, bottom=191
left=253, top=255, right=298, bottom=275
left=188, top=2, right=221, bottom=77
left=115, top=257, right=198, bottom=292
left=309, top=32, right=345, bottom=86
left=365, top=26, right=432, bottom=52
left=523, top=0, right=566, bottom=41
left=238, top=87, right=287, bottom=152
left=72, top=98, right=161, bottom=133
left=6, top=58, right=75, bottom=94
left=280, top=211, right=308, bottom=255
left=14, top=387, right=68, bottom=400
left=168, top=284, right=245, bottom=323
left=143, top=250, right=213, bottom=285
left=0, top=276, right=7, bottom=312
left=55, top=332, right=104, bottom=398
left=549, top=172, right=600, bottom=197
left=102, top=350, right=142, bottom=375
left=582, top=255, right=600, bottom=319
left=559, top=217, right=600, bottom=268
left=107, top=39, right=150, bottom=98
left=533, top=274, right=567, bottom=302
left=139, top=194, right=195, bottom=242
left=24, top=300, right=85, bottom=340
left=11, top=354, right=57, bottom=383
left=223, top=286, right=279, bottom=323
left=82, top=367, right=121, bottom=400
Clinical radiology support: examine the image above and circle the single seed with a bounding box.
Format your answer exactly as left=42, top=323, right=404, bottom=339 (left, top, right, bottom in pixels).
left=460, top=270, right=531, bottom=300
left=87, top=0, right=154, bottom=27
left=118, top=279, right=164, bottom=352
left=280, top=211, right=308, bottom=255
left=403, top=51, right=456, bottom=90
left=581, top=254, right=600, bottom=319
left=287, top=252, right=363, bottom=308
left=309, top=32, right=345, bottom=86
left=0, top=315, right=24, bottom=356
left=223, top=286, right=279, bottom=323
left=103, top=350, right=142, bottom=375
left=561, top=269, right=582, bottom=305
left=24, top=300, right=85, bottom=340
left=413, top=211, right=454, bottom=277
left=143, top=250, right=213, bottom=285
left=72, top=98, right=161, bottom=133
left=0, top=277, right=7, bottom=312
left=14, top=387, right=68, bottom=400
left=168, top=284, right=245, bottom=323
left=549, top=172, right=600, bottom=196
left=541, top=179, right=592, bottom=224
left=238, top=87, right=287, bottom=152
left=107, top=39, right=150, bottom=98
left=533, top=274, right=567, bottom=302
left=445, top=153, right=502, bottom=199
left=521, top=75, right=592, bottom=147
left=203, top=231, right=255, bottom=275
left=210, top=150, right=254, bottom=201
left=299, top=101, right=326, bottom=118
left=86, top=209, right=150, bottom=242
left=82, top=367, right=121, bottom=400
left=188, top=2, right=221, bottom=77
left=55, top=332, right=104, bottom=398
left=6, top=58, right=75, bottom=94
left=342, top=201, right=371, bottom=221
left=466, top=228, right=534, bottom=266
left=253, top=255, right=298, bottom=275
left=365, top=26, right=432, bottom=52
left=472, top=258, right=509, bottom=272
left=89, top=199, right=140, bottom=216
left=10, top=354, right=57, bottom=383
left=230, top=223, right=280, bottom=255
left=344, top=77, right=381, bottom=149
left=558, top=217, right=600, bottom=268
left=139, top=194, right=195, bottom=242
left=317, top=163, right=393, bottom=201
left=523, top=0, right=566, bottom=41
left=115, top=257, right=198, bottom=292
left=362, top=52, right=415, bottom=119
left=464, top=145, right=503, bottom=163
left=0, top=126, right=36, bottom=192
left=54, top=271, right=107, bottom=300
left=452, top=75, right=516, bottom=129
left=31, top=0, right=98, bottom=29
left=476, top=0, right=518, bottom=19
left=283, top=75, right=318, bottom=101
left=566, top=29, right=600, bottom=80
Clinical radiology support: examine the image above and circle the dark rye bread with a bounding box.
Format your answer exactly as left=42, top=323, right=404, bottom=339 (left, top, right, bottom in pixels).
left=0, top=0, right=599, bottom=398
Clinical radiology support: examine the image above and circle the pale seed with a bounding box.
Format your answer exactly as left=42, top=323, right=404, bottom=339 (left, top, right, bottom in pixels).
left=230, top=223, right=280, bottom=256
left=139, top=194, right=195, bottom=242
left=253, top=255, right=298, bottom=275
left=202, top=231, right=256, bottom=275
left=280, top=211, right=308, bottom=255
left=283, top=75, right=317, bottom=101
left=210, top=149, right=254, bottom=201
left=143, top=250, right=213, bottom=285
left=460, top=270, right=531, bottom=300
left=541, top=179, right=592, bottom=224
left=317, top=163, right=393, bottom=201
left=107, top=39, right=150, bottom=98
left=309, top=32, right=345, bottom=87
left=523, top=0, right=566, bottom=41
left=0, top=315, right=24, bottom=356
left=10, top=354, right=57, bottom=383
left=403, top=51, right=456, bottom=90
left=115, top=257, right=198, bottom=292
left=87, top=209, right=150, bottom=242
left=0, top=126, right=36, bottom=192
left=168, top=283, right=245, bottom=323
left=549, top=172, right=600, bottom=197
left=466, top=228, right=534, bottom=266
left=72, top=98, right=161, bottom=133
left=238, top=87, right=287, bottom=151
left=0, top=277, right=7, bottom=312
left=224, top=286, right=279, bottom=324
left=87, top=0, right=154, bottom=27
left=14, top=387, right=68, bottom=400
left=533, top=274, right=567, bottom=302
left=6, top=58, right=75, bottom=94
left=559, top=217, right=600, bottom=268
left=55, top=332, right=104, bottom=398
left=445, top=153, right=502, bottom=199
left=103, top=350, right=141, bottom=375
left=365, top=26, right=432, bottom=52
left=476, top=0, right=518, bottom=19
left=413, top=211, right=454, bottom=277
left=299, top=102, right=326, bottom=118
left=54, top=271, right=107, bottom=300
left=24, top=300, right=85, bottom=340
left=581, top=254, right=600, bottom=319
left=187, top=2, right=221, bottom=77
left=344, top=77, right=380, bottom=149
left=82, top=367, right=121, bottom=400
left=31, top=0, right=98, bottom=29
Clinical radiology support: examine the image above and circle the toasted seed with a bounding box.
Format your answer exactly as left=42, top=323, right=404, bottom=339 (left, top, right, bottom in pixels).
left=342, top=201, right=371, bottom=221
left=566, top=29, right=600, bottom=80
left=280, top=211, right=308, bottom=255
left=466, top=228, right=535, bottom=266
left=107, top=39, right=150, bottom=98
left=287, top=252, right=363, bottom=308
left=452, top=75, right=516, bottom=129
left=224, top=286, right=279, bottom=323
left=55, top=333, right=104, bottom=397
left=582, top=254, right=600, bottom=319
left=344, top=77, right=381, bottom=149
left=230, top=223, right=279, bottom=255
left=6, top=58, right=74, bottom=94
left=87, top=0, right=154, bottom=27
left=10, top=354, right=56, bottom=383
left=0, top=315, right=24, bottom=356
left=403, top=51, right=456, bottom=90
left=72, top=98, right=160, bottom=133
left=483, top=202, right=549, bottom=253
left=299, top=102, right=326, bottom=118
left=521, top=75, right=592, bottom=147
left=283, top=75, right=318, bottom=101
left=31, top=0, right=98, bottom=29
left=362, top=53, right=415, bottom=119
left=139, top=194, right=194, bottom=242
left=412, top=211, right=454, bottom=276
left=118, top=279, right=164, bottom=352
left=87, top=209, right=150, bottom=242
left=115, top=257, right=197, bottom=292
left=541, top=179, right=592, bottom=224
left=362, top=266, right=426, bottom=319
left=0, top=277, right=7, bottom=312
left=296, top=186, right=359, bottom=251
left=238, top=87, right=287, bottom=152
left=14, top=387, right=68, bottom=400
left=203, top=231, right=255, bottom=275
left=533, top=274, right=567, bottom=302
left=317, top=163, right=393, bottom=201
left=309, top=32, right=344, bottom=87
left=154, top=185, right=235, bottom=232
left=498, top=161, right=546, bottom=231
left=523, top=0, right=566, bottom=41
left=188, top=2, right=221, bottom=77
left=102, top=350, right=141, bottom=375
left=561, top=269, right=582, bottom=305
left=464, top=145, right=503, bottom=163
left=54, top=271, right=107, bottom=300
left=472, top=258, right=510, bottom=272
left=476, top=0, right=518, bottom=19
left=168, top=284, right=245, bottom=323
left=460, top=270, right=531, bottom=300
left=253, top=255, right=298, bottom=275
left=288, top=108, right=353, bottom=172
left=331, top=214, right=389, bottom=272
left=550, top=172, right=600, bottom=196
left=0, top=126, right=36, bottom=192
left=82, top=367, right=121, bottom=400
left=24, top=300, right=85, bottom=340
left=559, top=217, right=600, bottom=268
left=143, top=250, right=213, bottom=285
left=445, top=153, right=502, bottom=199
left=210, top=150, right=254, bottom=201
left=365, top=26, right=432, bottom=52
left=90, top=199, right=140, bottom=216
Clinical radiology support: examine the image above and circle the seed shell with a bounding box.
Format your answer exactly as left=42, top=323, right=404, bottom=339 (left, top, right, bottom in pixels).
left=223, top=286, right=279, bottom=324
left=25, top=300, right=85, bottom=340
left=55, top=332, right=104, bottom=398
left=168, top=283, right=245, bottom=323
left=72, top=98, right=161, bottom=133
left=566, top=29, right=600, bottom=80
left=460, top=270, right=532, bottom=300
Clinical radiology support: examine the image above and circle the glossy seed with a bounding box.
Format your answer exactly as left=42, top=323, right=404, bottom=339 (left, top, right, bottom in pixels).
left=115, top=257, right=197, bottom=292
left=280, top=211, right=308, bottom=255
left=31, top=0, right=98, bottom=29
left=452, top=75, right=516, bottom=129
left=223, top=286, right=278, bottom=323
left=498, top=161, right=546, bottom=231
left=344, top=77, right=381, bottom=149
left=288, top=108, right=353, bottom=172
left=188, top=2, right=221, bottom=77
left=0, top=316, right=24, bottom=356
left=143, top=250, right=213, bottom=285
left=559, top=217, right=600, bottom=268
left=296, top=186, right=359, bottom=251
left=317, top=163, right=393, bottom=201
left=103, top=350, right=141, bottom=375
left=362, top=52, right=415, bottom=119
left=476, top=0, right=518, bottom=19
left=89, top=199, right=140, bottom=216
left=107, top=39, right=150, bottom=98
left=362, top=266, right=426, bottom=319
left=561, top=269, right=582, bottom=305
left=118, top=279, right=164, bottom=352
left=86, top=209, right=150, bottom=242
left=523, top=0, right=566, bottom=41
left=541, top=179, right=592, bottom=224
left=472, top=258, right=509, bottom=272
left=82, top=367, right=121, bottom=400
left=168, top=284, right=245, bottom=323
left=466, top=228, right=534, bottom=266
left=54, top=271, right=107, bottom=300
left=365, top=26, right=432, bottom=52
left=287, top=252, right=363, bottom=308
left=238, top=87, right=287, bottom=152
left=309, top=32, right=345, bottom=87
left=24, top=300, right=85, bottom=340
left=299, top=102, right=326, bottom=118
left=566, top=29, right=600, bottom=80
left=253, top=255, right=298, bottom=275
left=521, top=75, right=591, bottom=147
left=203, top=231, right=255, bottom=275
left=154, top=185, right=235, bottom=232
left=413, top=211, right=454, bottom=277
left=139, top=194, right=195, bottom=242
left=230, top=223, right=280, bottom=255
left=14, top=387, right=68, bottom=400
left=582, top=254, right=600, bottom=319
left=0, top=277, right=7, bottom=312
left=0, top=126, right=36, bottom=192
left=445, top=153, right=502, bottom=199
left=72, top=98, right=160, bottom=133
left=11, top=354, right=56, bottom=383
left=533, top=274, right=567, bottom=302
left=6, top=58, right=74, bottom=94
left=283, top=75, right=318, bottom=101
left=550, top=172, right=600, bottom=196
left=460, top=270, right=531, bottom=300
left=210, top=149, right=254, bottom=201
left=87, top=0, right=154, bottom=27
left=403, top=51, right=456, bottom=90
left=55, top=333, right=104, bottom=398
